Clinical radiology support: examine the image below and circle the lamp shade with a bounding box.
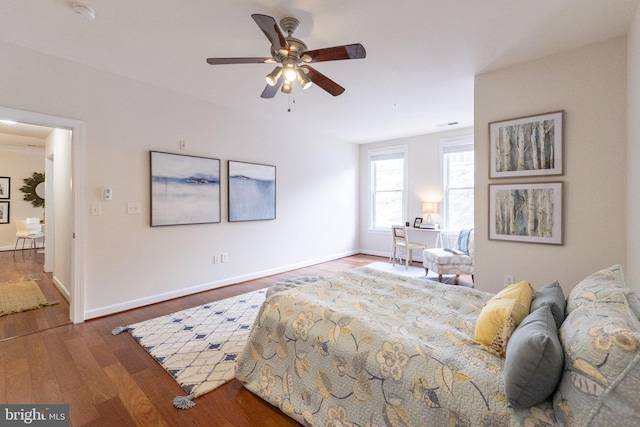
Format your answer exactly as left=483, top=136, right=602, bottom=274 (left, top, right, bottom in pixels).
left=265, top=66, right=282, bottom=86
left=422, top=202, right=437, bottom=213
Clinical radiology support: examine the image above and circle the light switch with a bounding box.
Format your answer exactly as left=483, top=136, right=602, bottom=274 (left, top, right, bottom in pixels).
left=90, top=203, right=101, bottom=216
left=127, top=203, right=141, bottom=215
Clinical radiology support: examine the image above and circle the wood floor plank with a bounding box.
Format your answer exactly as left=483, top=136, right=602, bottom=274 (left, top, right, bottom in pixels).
left=0, top=340, right=6, bottom=403
left=102, top=362, right=170, bottom=427
left=3, top=338, right=35, bottom=403
left=66, top=336, right=118, bottom=405
left=24, top=333, right=64, bottom=403
left=62, top=385, right=102, bottom=426
left=84, top=397, right=137, bottom=427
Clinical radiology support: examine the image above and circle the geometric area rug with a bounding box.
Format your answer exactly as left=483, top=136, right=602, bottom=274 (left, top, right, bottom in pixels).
left=112, top=288, right=266, bottom=409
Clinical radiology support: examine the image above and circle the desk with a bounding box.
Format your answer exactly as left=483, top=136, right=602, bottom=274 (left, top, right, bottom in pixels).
left=408, top=227, right=447, bottom=248
left=388, top=227, right=448, bottom=264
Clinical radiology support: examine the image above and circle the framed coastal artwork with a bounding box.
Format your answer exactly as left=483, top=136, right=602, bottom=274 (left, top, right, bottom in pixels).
left=150, top=151, right=221, bottom=226
left=489, top=111, right=563, bottom=178
left=0, top=177, right=9, bottom=200
left=228, top=160, right=276, bottom=222
left=489, top=182, right=563, bottom=245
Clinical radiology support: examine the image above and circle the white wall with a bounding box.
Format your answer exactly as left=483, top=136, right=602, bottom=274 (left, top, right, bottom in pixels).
left=627, top=5, right=640, bottom=292
left=475, top=37, right=628, bottom=295
left=0, top=41, right=359, bottom=319
left=359, top=127, right=473, bottom=257
left=46, top=128, right=73, bottom=298
left=0, top=143, right=45, bottom=249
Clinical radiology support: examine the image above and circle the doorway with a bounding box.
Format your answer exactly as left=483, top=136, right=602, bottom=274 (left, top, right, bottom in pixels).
left=0, top=106, right=86, bottom=326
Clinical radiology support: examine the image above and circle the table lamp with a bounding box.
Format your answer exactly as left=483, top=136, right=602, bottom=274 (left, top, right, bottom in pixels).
left=422, top=202, right=437, bottom=225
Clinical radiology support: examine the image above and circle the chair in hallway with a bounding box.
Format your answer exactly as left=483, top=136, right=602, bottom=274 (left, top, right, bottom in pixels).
left=14, top=218, right=45, bottom=255
left=391, top=225, right=426, bottom=269
left=423, top=228, right=474, bottom=284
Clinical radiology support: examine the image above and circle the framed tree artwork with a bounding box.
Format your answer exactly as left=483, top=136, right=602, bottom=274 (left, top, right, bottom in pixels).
left=489, top=182, right=563, bottom=245
left=489, top=111, right=563, bottom=178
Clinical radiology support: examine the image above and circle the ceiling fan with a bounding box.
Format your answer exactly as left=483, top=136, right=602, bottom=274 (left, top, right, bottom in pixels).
left=206, top=14, right=366, bottom=98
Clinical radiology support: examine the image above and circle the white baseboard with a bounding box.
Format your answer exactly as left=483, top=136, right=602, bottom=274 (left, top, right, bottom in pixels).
left=84, top=249, right=359, bottom=320
left=359, top=249, right=424, bottom=262
left=53, top=275, right=70, bottom=302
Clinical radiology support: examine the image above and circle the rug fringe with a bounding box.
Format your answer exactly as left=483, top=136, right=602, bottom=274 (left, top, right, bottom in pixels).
left=173, top=394, right=196, bottom=409
left=111, top=326, right=129, bottom=335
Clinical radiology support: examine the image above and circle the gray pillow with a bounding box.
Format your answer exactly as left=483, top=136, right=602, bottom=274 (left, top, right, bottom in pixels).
left=530, top=280, right=566, bottom=329
left=503, top=306, right=564, bottom=408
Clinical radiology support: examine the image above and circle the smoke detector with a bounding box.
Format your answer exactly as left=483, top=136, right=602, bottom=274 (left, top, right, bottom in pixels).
left=71, top=2, right=96, bottom=21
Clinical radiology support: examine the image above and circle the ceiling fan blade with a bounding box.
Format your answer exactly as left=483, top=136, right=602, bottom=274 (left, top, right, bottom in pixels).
left=251, top=14, right=288, bottom=53
left=302, top=43, right=366, bottom=63
left=261, top=75, right=284, bottom=98
left=301, top=65, right=345, bottom=96
left=206, top=57, right=273, bottom=65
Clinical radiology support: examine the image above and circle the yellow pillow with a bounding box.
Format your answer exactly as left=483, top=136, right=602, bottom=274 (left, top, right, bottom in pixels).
left=475, top=281, right=534, bottom=357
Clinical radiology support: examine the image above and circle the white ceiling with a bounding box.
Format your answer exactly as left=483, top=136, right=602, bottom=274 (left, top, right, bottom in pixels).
left=0, top=0, right=638, bottom=144
left=0, top=121, right=51, bottom=148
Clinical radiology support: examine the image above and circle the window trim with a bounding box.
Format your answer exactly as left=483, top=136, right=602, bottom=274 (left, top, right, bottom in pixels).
left=439, top=135, right=474, bottom=230
left=368, top=145, right=408, bottom=232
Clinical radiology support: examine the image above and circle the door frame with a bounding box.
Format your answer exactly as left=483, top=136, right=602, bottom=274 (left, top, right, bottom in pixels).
left=0, top=106, right=86, bottom=323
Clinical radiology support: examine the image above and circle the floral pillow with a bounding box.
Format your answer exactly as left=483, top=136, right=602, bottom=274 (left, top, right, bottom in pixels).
left=554, top=291, right=640, bottom=425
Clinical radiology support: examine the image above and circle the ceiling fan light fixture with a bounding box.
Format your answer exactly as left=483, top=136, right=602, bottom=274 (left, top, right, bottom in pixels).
left=283, top=66, right=297, bottom=82
left=265, top=66, right=282, bottom=86
left=296, top=68, right=312, bottom=89
left=282, top=80, right=292, bottom=94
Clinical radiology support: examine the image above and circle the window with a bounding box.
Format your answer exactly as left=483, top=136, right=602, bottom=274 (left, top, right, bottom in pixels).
left=440, top=136, right=474, bottom=230
left=369, top=146, right=407, bottom=231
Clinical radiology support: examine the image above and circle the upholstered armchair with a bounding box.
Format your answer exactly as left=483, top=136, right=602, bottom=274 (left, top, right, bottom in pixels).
left=423, top=229, right=474, bottom=284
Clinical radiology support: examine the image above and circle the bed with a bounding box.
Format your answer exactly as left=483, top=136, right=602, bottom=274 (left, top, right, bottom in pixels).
left=235, top=265, right=640, bottom=426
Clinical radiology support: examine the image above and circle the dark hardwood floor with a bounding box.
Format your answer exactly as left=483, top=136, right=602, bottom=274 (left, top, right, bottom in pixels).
left=0, top=249, right=71, bottom=341
left=1, top=253, right=399, bottom=426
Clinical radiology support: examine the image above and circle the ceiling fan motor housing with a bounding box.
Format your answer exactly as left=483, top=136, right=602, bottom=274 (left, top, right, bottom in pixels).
left=279, top=17, right=300, bottom=35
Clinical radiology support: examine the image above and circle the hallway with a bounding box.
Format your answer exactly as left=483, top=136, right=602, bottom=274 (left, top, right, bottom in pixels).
left=0, top=249, right=70, bottom=341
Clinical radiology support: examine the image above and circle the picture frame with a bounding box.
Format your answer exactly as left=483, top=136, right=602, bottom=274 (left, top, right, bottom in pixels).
left=489, top=182, right=563, bottom=245
left=0, top=177, right=9, bottom=200
left=228, top=160, right=276, bottom=222
left=489, top=111, right=563, bottom=178
left=150, top=151, right=221, bottom=227
left=413, top=217, right=422, bottom=228
left=0, top=201, right=9, bottom=224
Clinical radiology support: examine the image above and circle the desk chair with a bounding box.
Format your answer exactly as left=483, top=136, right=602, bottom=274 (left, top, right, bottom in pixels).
left=391, top=225, right=426, bottom=269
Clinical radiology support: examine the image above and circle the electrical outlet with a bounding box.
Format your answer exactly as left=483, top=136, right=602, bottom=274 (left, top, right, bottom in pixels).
left=504, top=274, right=514, bottom=287
left=221, top=253, right=228, bottom=263
left=213, top=255, right=220, bottom=264
left=180, top=140, right=186, bottom=150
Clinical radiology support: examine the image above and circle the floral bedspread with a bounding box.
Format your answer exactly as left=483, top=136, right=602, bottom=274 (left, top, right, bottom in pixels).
left=235, top=267, right=557, bottom=426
